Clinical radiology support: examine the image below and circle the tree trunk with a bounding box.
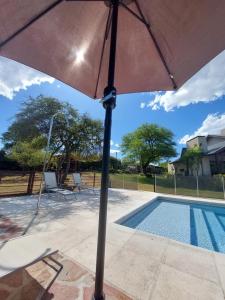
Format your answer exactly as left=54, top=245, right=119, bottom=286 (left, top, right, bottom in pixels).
left=27, top=169, right=35, bottom=195
left=61, top=153, right=71, bottom=184
left=142, top=163, right=149, bottom=176
left=56, top=154, right=65, bottom=183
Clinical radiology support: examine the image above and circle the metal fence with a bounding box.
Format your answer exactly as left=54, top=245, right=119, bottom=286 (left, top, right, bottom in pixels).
left=1, top=170, right=225, bottom=200
left=0, top=171, right=42, bottom=197
left=0, top=171, right=101, bottom=197
left=110, top=174, right=225, bottom=200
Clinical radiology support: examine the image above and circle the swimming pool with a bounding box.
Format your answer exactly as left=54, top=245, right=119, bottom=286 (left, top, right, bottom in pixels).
left=119, top=197, right=225, bottom=253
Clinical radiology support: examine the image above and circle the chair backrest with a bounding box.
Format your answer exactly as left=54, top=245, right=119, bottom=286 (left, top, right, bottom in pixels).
left=73, top=173, right=81, bottom=185
left=44, top=172, right=58, bottom=189
left=0, top=232, right=58, bottom=278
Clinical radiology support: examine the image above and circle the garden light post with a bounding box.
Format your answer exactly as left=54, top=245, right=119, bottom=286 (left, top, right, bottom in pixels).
left=36, top=113, right=69, bottom=212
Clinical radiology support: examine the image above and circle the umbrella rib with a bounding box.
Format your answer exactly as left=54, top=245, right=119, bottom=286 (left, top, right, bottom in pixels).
left=119, top=2, right=146, bottom=26
left=134, top=0, right=177, bottom=89
left=0, top=0, right=64, bottom=48
left=94, top=6, right=112, bottom=99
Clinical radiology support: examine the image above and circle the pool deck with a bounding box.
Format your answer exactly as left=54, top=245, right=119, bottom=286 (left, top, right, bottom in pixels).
left=1, top=189, right=225, bottom=299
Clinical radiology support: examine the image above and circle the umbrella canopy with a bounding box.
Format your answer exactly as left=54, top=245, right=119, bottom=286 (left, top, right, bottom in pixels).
left=1, top=0, right=225, bottom=98
left=1, top=1, right=225, bottom=299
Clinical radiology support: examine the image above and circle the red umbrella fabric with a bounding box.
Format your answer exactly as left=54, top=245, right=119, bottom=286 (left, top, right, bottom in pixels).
left=1, top=1, right=225, bottom=299
left=1, top=0, right=225, bottom=98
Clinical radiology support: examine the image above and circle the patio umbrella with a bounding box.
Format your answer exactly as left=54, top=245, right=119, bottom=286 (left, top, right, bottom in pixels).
left=1, top=1, right=225, bottom=299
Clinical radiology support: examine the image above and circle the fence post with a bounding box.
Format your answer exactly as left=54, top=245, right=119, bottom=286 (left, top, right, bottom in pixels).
left=154, top=174, right=156, bottom=192
left=222, top=175, right=225, bottom=200
left=93, top=172, right=96, bottom=189
left=174, top=173, right=177, bottom=195
left=196, top=174, right=199, bottom=197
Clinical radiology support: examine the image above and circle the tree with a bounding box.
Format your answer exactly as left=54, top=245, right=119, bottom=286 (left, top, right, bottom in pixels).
left=2, top=95, right=63, bottom=149
left=121, top=124, right=176, bottom=175
left=55, top=113, right=103, bottom=182
left=10, top=136, right=46, bottom=170
left=182, top=146, right=202, bottom=176
left=2, top=95, right=103, bottom=181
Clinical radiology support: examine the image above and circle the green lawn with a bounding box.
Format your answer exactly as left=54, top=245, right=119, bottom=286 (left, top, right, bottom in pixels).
left=110, top=173, right=225, bottom=200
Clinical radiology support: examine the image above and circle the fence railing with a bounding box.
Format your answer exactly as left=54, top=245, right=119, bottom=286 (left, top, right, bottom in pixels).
left=0, top=171, right=101, bottom=197
left=110, top=174, right=225, bottom=200
left=0, top=171, right=225, bottom=200
left=0, top=171, right=42, bottom=197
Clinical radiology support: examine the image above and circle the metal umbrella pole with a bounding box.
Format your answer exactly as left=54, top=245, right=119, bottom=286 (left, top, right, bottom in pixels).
left=94, top=1, right=118, bottom=299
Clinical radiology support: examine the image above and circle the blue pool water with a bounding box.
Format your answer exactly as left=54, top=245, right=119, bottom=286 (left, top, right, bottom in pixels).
left=121, top=197, right=225, bottom=253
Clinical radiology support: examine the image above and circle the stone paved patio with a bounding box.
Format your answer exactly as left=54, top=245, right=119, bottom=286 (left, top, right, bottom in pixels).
left=0, top=252, right=131, bottom=300
left=1, top=189, right=225, bottom=299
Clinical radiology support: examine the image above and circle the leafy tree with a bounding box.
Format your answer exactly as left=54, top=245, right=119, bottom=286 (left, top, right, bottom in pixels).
left=121, top=124, right=176, bottom=175
left=2, top=95, right=103, bottom=181
left=182, top=146, right=202, bottom=176
left=10, top=136, right=46, bottom=170
left=2, top=95, right=63, bottom=148
left=55, top=113, right=103, bottom=182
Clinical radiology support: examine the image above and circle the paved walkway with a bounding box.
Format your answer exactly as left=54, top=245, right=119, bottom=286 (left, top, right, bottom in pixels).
left=1, top=189, right=225, bottom=299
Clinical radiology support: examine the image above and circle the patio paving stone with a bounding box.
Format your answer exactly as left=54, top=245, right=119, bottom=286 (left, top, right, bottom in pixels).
left=105, top=247, right=160, bottom=299
left=150, top=264, right=224, bottom=300
left=165, top=241, right=219, bottom=284
left=214, top=251, right=225, bottom=295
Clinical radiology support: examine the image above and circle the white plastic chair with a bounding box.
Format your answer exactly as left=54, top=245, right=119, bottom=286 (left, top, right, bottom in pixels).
left=44, top=172, right=77, bottom=200
left=72, top=173, right=95, bottom=193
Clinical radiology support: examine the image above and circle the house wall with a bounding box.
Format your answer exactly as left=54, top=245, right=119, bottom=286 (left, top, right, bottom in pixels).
left=208, top=151, right=225, bottom=174
left=187, top=136, right=207, bottom=152
left=168, top=163, right=174, bottom=174
left=201, top=156, right=211, bottom=176
left=172, top=133, right=225, bottom=176
left=168, top=162, right=187, bottom=176
left=207, top=136, right=225, bottom=151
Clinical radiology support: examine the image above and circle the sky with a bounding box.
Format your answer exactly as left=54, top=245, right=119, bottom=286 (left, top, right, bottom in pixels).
left=0, top=49, right=225, bottom=160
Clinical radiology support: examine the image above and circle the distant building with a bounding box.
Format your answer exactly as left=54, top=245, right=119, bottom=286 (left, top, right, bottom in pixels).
left=168, top=129, right=225, bottom=176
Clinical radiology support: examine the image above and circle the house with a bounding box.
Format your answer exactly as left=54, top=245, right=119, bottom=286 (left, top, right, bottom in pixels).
left=168, top=129, right=225, bottom=176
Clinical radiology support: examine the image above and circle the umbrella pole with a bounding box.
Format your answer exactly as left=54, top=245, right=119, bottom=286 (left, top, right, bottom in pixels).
left=94, top=1, right=118, bottom=299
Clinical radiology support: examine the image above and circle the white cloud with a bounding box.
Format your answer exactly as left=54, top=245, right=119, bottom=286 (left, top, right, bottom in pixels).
left=179, top=113, right=225, bottom=144
left=148, top=50, right=225, bottom=111
left=110, top=140, right=114, bottom=146
left=110, top=149, right=120, bottom=154
left=115, top=143, right=120, bottom=148
left=140, top=102, right=146, bottom=109
left=0, top=57, right=54, bottom=100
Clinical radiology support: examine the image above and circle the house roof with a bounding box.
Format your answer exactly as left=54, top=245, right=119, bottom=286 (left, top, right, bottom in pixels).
left=206, top=145, right=225, bottom=155
left=186, top=134, right=225, bottom=143
left=186, top=136, right=205, bottom=143
left=206, top=135, right=225, bottom=140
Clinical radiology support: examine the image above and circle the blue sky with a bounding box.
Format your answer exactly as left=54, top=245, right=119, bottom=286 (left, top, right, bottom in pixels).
left=1, top=50, right=225, bottom=159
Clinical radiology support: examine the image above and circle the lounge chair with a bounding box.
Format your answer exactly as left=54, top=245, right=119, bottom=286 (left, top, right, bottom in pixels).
left=72, top=173, right=95, bottom=193
left=0, top=233, right=62, bottom=279
left=44, top=172, right=77, bottom=200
